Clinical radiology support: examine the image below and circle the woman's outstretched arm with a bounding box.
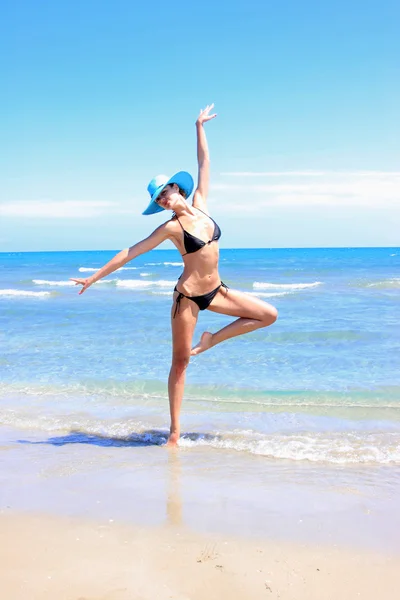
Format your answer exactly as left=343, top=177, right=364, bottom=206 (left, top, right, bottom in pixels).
left=192, top=104, right=217, bottom=212
left=70, top=221, right=174, bottom=294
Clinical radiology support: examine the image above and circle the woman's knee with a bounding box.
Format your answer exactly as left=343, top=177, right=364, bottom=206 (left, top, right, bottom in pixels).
left=261, top=305, right=278, bottom=326
left=171, top=352, right=191, bottom=374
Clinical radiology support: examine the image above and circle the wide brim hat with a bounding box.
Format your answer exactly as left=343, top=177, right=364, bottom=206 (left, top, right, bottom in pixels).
left=142, top=171, right=194, bottom=215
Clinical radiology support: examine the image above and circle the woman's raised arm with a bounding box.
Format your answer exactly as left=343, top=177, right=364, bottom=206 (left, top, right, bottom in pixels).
left=70, top=221, right=174, bottom=294
left=192, top=104, right=217, bottom=212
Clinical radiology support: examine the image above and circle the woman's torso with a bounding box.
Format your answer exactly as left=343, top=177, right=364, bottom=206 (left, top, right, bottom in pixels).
left=169, top=207, right=222, bottom=294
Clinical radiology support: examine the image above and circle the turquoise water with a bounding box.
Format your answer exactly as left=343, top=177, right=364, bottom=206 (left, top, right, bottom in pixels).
left=1, top=247, right=399, bottom=464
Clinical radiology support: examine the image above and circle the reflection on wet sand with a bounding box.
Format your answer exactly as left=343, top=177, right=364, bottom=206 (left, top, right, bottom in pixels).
left=166, top=449, right=182, bottom=526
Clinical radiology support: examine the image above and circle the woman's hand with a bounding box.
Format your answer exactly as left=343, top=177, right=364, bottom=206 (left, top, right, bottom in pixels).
left=70, top=277, right=94, bottom=295
left=196, top=104, right=217, bottom=126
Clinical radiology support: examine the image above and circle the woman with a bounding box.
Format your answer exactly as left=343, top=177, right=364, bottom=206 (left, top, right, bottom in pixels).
left=71, top=105, right=278, bottom=446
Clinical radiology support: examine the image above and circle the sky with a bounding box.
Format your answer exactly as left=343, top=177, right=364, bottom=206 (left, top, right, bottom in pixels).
left=1, top=0, right=399, bottom=252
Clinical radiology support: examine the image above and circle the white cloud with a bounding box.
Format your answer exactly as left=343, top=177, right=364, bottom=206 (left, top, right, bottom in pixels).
left=211, top=171, right=400, bottom=210
left=2, top=171, right=399, bottom=220
left=220, top=171, right=400, bottom=178
left=221, top=171, right=330, bottom=177
left=0, top=200, right=135, bottom=219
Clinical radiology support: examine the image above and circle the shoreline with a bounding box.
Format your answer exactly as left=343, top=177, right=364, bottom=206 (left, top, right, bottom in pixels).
left=1, top=424, right=400, bottom=554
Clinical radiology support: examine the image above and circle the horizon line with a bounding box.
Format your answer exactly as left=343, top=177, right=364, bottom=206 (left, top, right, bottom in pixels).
left=0, top=245, right=398, bottom=254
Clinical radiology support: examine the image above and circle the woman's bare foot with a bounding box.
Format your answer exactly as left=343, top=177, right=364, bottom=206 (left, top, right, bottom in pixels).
left=166, top=431, right=180, bottom=447
left=190, top=331, right=214, bottom=356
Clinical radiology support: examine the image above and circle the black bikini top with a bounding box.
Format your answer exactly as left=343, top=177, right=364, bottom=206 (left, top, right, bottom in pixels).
left=174, top=207, right=221, bottom=256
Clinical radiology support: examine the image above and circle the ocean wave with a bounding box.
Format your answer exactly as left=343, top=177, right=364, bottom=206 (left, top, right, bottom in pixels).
left=34, top=278, right=116, bottom=287
left=149, top=280, right=176, bottom=288
left=145, top=262, right=183, bottom=267
left=179, top=430, right=400, bottom=465
left=33, top=279, right=75, bottom=287
left=253, top=281, right=322, bottom=290
left=116, top=279, right=176, bottom=289
left=79, top=267, right=138, bottom=272
left=3, top=405, right=399, bottom=465
left=116, top=280, right=150, bottom=289
left=0, top=289, right=51, bottom=298
left=247, top=291, right=291, bottom=298
left=96, top=279, right=117, bottom=284
left=152, top=291, right=174, bottom=296
left=0, top=411, right=157, bottom=440
left=366, top=279, right=400, bottom=289
left=79, top=267, right=99, bottom=272
left=139, top=273, right=151, bottom=277
left=3, top=381, right=400, bottom=410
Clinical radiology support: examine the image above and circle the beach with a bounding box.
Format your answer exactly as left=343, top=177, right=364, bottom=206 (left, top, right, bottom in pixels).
left=2, top=425, right=400, bottom=600
left=1, top=429, right=400, bottom=599
left=1, top=247, right=400, bottom=597
left=1, top=422, right=400, bottom=599
left=2, top=512, right=400, bottom=600
left=3, top=0, right=399, bottom=591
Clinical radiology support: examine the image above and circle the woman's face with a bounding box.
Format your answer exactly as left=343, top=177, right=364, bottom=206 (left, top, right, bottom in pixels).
left=155, top=184, right=181, bottom=210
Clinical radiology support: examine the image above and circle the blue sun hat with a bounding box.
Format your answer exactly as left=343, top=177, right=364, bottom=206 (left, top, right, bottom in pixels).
left=142, top=171, right=194, bottom=215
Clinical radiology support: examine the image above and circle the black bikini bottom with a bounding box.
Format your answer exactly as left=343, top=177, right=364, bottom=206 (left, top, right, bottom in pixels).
left=173, top=281, right=228, bottom=318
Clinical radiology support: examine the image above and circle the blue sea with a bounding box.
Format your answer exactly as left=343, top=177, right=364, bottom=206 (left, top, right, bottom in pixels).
left=1, top=247, right=399, bottom=465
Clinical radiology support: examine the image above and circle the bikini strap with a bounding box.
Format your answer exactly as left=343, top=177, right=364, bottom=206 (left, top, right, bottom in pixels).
left=172, top=215, right=188, bottom=257
left=195, top=206, right=216, bottom=225
left=173, top=290, right=186, bottom=318
left=176, top=207, right=211, bottom=226
left=173, top=214, right=185, bottom=231
left=194, top=206, right=210, bottom=218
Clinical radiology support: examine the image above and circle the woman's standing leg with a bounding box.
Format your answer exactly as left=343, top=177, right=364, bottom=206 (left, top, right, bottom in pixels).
left=167, top=294, right=199, bottom=446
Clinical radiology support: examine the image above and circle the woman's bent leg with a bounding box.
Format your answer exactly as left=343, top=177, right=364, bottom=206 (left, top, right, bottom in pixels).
left=191, top=288, right=277, bottom=355
left=167, top=293, right=199, bottom=446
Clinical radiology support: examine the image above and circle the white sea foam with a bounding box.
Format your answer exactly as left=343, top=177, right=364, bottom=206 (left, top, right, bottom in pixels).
left=150, top=280, right=177, bottom=287
left=96, top=279, right=117, bottom=284
left=116, top=280, right=150, bottom=289
left=145, top=262, right=183, bottom=267
left=367, top=278, right=400, bottom=289
left=0, top=289, right=51, bottom=298
left=33, top=279, right=75, bottom=286
left=4, top=405, right=397, bottom=464
left=0, top=411, right=154, bottom=438
left=116, top=279, right=176, bottom=289
left=139, top=273, right=151, bottom=277
left=253, top=281, right=322, bottom=290
left=179, top=431, right=400, bottom=465
left=79, top=266, right=138, bottom=272
left=247, top=291, right=291, bottom=298
left=152, top=291, right=174, bottom=296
